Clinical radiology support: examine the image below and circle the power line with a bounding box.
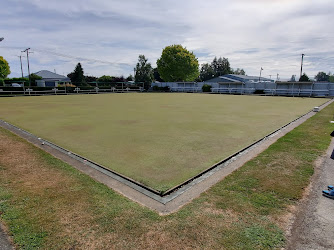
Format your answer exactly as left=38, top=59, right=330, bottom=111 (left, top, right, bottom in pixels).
left=33, top=48, right=132, bottom=66
left=1, top=46, right=132, bottom=66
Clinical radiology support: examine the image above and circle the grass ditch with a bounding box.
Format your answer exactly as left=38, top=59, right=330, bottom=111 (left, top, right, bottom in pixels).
left=0, top=102, right=333, bottom=249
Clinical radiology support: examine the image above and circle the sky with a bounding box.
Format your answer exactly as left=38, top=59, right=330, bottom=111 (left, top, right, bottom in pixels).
left=1, top=0, right=334, bottom=81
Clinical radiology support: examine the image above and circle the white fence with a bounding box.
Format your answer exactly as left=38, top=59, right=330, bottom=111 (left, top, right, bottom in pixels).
left=0, top=87, right=144, bottom=96
left=152, top=81, right=334, bottom=97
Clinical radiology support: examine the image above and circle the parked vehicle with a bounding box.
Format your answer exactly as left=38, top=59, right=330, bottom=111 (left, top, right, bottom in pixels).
left=11, top=83, right=22, bottom=87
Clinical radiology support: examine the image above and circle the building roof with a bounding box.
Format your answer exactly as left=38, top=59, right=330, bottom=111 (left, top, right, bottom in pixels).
left=34, top=70, right=68, bottom=79
left=225, top=74, right=274, bottom=82
left=205, top=77, right=238, bottom=83
left=205, top=74, right=274, bottom=83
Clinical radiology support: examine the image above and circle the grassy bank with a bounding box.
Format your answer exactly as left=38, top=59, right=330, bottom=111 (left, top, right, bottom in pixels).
left=0, top=101, right=333, bottom=249
left=0, top=94, right=327, bottom=191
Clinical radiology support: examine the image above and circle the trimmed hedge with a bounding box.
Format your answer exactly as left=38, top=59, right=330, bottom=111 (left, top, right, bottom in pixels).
left=202, top=84, right=212, bottom=92
left=152, top=86, right=170, bottom=92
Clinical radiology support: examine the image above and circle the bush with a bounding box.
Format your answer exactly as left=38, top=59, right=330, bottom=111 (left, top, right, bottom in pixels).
left=152, top=86, right=170, bottom=92
left=202, top=84, right=212, bottom=92
left=254, top=90, right=264, bottom=95
left=0, top=86, right=24, bottom=91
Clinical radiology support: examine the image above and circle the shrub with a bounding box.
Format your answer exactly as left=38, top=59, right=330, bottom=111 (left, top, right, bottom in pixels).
left=153, top=86, right=170, bottom=92
left=202, top=84, right=212, bottom=92
left=254, top=90, right=264, bottom=95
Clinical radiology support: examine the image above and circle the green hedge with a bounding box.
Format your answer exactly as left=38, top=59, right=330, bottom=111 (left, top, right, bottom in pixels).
left=202, top=84, right=212, bottom=92
left=152, top=86, right=170, bottom=92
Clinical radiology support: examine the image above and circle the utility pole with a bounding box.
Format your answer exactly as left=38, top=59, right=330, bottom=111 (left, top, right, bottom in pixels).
left=259, top=67, right=263, bottom=82
left=22, top=48, right=31, bottom=87
left=17, top=55, right=24, bottom=78
left=17, top=55, right=26, bottom=92
left=300, top=53, right=305, bottom=79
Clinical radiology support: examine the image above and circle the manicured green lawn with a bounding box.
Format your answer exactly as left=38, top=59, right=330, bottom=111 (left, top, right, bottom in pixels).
left=0, top=94, right=328, bottom=191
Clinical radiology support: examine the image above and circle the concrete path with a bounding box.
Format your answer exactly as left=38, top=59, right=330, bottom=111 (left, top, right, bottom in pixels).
left=287, top=137, right=334, bottom=249
left=0, top=224, right=12, bottom=250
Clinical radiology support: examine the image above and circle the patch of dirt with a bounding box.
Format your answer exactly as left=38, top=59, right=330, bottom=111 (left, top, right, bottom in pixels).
left=140, top=229, right=178, bottom=249
left=203, top=206, right=225, bottom=215
left=200, top=202, right=239, bottom=223
left=270, top=205, right=297, bottom=237
left=0, top=222, right=14, bottom=249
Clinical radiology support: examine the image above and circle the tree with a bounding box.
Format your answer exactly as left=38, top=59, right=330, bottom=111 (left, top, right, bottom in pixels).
left=96, top=75, right=126, bottom=86
left=126, top=75, right=133, bottom=81
left=68, top=63, right=86, bottom=86
left=200, top=63, right=215, bottom=81
left=219, top=57, right=232, bottom=75
left=290, top=75, right=296, bottom=82
left=135, top=55, right=153, bottom=89
left=3, top=77, right=28, bottom=86
left=299, top=73, right=310, bottom=82
left=97, top=75, right=114, bottom=83
left=153, top=68, right=164, bottom=82
left=211, top=57, right=218, bottom=76
left=157, top=44, right=199, bottom=82
left=200, top=58, right=244, bottom=81
left=211, top=57, right=232, bottom=77
left=233, top=68, right=246, bottom=75
left=113, top=76, right=125, bottom=83
left=329, top=74, right=334, bottom=83
left=29, top=73, right=42, bottom=86
left=67, top=72, right=74, bottom=81
left=0, top=56, right=11, bottom=79
left=85, top=75, right=98, bottom=83
left=314, top=72, right=329, bottom=82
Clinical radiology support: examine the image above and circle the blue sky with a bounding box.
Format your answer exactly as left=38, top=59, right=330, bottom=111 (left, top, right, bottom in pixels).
left=1, top=0, right=334, bottom=80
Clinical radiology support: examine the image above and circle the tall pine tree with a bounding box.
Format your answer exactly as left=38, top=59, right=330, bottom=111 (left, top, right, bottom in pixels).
left=68, top=63, right=86, bottom=86
left=211, top=57, right=232, bottom=77
left=135, top=55, right=153, bottom=90
left=299, top=73, right=310, bottom=82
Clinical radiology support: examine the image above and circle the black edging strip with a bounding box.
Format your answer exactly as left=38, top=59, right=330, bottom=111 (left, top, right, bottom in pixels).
left=0, top=98, right=331, bottom=204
